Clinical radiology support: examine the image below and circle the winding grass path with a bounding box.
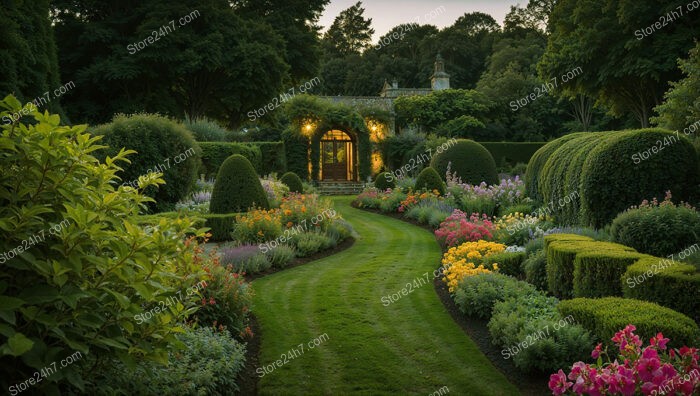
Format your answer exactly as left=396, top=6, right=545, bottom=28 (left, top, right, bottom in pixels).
left=252, top=196, right=519, bottom=395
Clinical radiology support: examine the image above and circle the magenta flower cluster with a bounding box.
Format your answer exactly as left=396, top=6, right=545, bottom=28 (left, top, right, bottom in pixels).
left=434, top=209, right=495, bottom=248
left=550, top=325, right=700, bottom=395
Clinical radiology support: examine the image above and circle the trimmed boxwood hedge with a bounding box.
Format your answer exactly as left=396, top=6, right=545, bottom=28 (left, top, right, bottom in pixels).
left=573, top=250, right=647, bottom=298
left=580, top=129, right=699, bottom=227
left=249, top=142, right=286, bottom=175
left=558, top=297, right=700, bottom=348
left=282, top=127, right=310, bottom=180
left=481, top=142, right=546, bottom=168
left=525, top=133, right=587, bottom=202
left=374, top=172, right=395, bottom=191
left=199, top=142, right=262, bottom=178
left=210, top=155, right=269, bottom=213
left=202, top=213, right=239, bottom=242
left=622, top=257, right=700, bottom=323
left=545, top=235, right=635, bottom=299
left=280, top=171, right=304, bottom=193
left=431, top=139, right=498, bottom=185
left=414, top=167, right=446, bottom=195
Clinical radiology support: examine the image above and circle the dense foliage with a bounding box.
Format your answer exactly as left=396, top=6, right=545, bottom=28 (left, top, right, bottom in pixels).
left=280, top=171, right=304, bottom=193
left=431, top=140, right=498, bottom=185
left=414, top=167, right=446, bottom=195
left=0, top=96, right=208, bottom=393
left=210, top=154, right=269, bottom=213
left=95, top=113, right=201, bottom=212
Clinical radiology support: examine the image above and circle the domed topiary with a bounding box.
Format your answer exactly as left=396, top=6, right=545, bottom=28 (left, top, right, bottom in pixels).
left=415, top=167, right=446, bottom=195
left=210, top=155, right=269, bottom=213
left=431, top=140, right=498, bottom=185
left=95, top=114, right=201, bottom=212
left=374, top=172, right=395, bottom=191
left=280, top=171, right=304, bottom=193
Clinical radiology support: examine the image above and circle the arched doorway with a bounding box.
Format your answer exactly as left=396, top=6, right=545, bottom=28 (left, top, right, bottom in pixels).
left=320, top=130, right=356, bottom=181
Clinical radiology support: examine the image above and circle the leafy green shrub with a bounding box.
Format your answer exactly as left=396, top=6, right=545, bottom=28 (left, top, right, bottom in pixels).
left=453, top=273, right=538, bottom=319
left=623, top=256, right=700, bottom=322
left=546, top=237, right=634, bottom=299
left=481, top=142, right=546, bottom=170
left=95, top=113, right=202, bottom=212
left=610, top=194, right=700, bottom=257
left=431, top=140, right=498, bottom=185
left=290, top=231, right=335, bottom=257
left=523, top=249, right=548, bottom=291
left=184, top=117, right=231, bottom=142
left=280, top=171, right=304, bottom=193
left=199, top=142, right=262, bottom=178
left=579, top=129, right=699, bottom=227
left=265, top=245, right=297, bottom=269
left=0, top=96, right=207, bottom=393
left=96, top=327, right=246, bottom=395
left=489, top=294, right=593, bottom=373
left=374, top=172, right=396, bottom=190
left=458, top=195, right=497, bottom=217
left=558, top=297, right=700, bottom=347
left=414, top=167, right=446, bottom=195
left=282, top=127, right=310, bottom=180
left=572, top=250, right=646, bottom=298
left=484, top=251, right=526, bottom=278
left=210, top=154, right=270, bottom=213
left=325, top=219, right=354, bottom=244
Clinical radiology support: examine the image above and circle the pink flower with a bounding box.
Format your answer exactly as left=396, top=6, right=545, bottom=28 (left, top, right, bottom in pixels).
left=592, top=343, right=603, bottom=359
left=650, top=333, right=670, bottom=350
left=549, top=369, right=572, bottom=395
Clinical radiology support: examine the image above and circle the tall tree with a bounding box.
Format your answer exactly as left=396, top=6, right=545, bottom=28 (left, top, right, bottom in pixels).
left=539, top=0, right=700, bottom=127
left=0, top=0, right=63, bottom=114
left=51, top=0, right=291, bottom=126
left=654, top=42, right=700, bottom=131
left=322, top=1, right=374, bottom=57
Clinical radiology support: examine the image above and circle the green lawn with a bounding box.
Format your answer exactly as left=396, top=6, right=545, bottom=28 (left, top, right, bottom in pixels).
left=252, top=196, right=519, bottom=395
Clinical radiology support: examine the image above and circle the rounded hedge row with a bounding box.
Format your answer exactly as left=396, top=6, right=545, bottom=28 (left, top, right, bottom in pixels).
left=280, top=171, right=304, bottom=193
left=580, top=129, right=699, bottom=227
left=374, top=172, right=395, bottom=191
left=414, top=167, right=446, bottom=195
left=525, top=132, right=587, bottom=201
left=431, top=140, right=498, bottom=185
left=527, top=129, right=699, bottom=227
left=558, top=297, right=700, bottom=348
left=538, top=133, right=605, bottom=225
left=96, top=114, right=201, bottom=212
left=210, top=154, right=269, bottom=213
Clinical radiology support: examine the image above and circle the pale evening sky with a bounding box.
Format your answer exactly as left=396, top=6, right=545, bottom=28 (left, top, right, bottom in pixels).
left=319, top=0, right=523, bottom=42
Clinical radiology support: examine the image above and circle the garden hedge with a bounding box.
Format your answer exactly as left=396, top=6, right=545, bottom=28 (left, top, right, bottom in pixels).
left=538, top=133, right=605, bottom=225
left=95, top=114, right=202, bottom=212
left=282, top=128, right=310, bottom=180
left=529, top=130, right=699, bottom=227
left=199, top=142, right=262, bottom=178
left=481, top=142, right=546, bottom=168
left=525, top=133, right=587, bottom=201
left=249, top=142, right=286, bottom=175
left=572, top=250, right=647, bottom=298
left=558, top=297, right=700, bottom=348
left=415, top=167, right=446, bottom=195
left=622, top=257, right=700, bottom=323
left=210, top=154, right=269, bottom=213
left=280, top=171, right=304, bottom=193
left=545, top=235, right=635, bottom=299
left=202, top=213, right=239, bottom=242
left=580, top=129, right=699, bottom=227
left=431, top=139, right=498, bottom=185
left=374, top=172, right=395, bottom=191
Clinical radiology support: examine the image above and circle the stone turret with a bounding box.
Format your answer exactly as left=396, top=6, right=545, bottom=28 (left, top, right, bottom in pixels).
left=431, top=53, right=450, bottom=91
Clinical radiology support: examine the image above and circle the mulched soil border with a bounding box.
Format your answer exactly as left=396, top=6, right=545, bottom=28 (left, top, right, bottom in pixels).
left=353, top=202, right=549, bottom=395
left=236, top=236, right=356, bottom=395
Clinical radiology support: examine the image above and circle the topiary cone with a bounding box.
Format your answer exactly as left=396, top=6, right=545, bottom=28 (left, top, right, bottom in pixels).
left=210, top=154, right=269, bottom=213
left=280, top=171, right=304, bottom=193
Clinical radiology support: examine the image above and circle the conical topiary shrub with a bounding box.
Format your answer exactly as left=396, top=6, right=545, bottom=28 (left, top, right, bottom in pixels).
left=210, top=154, right=269, bottom=213
left=280, top=171, right=304, bottom=193
left=374, top=172, right=395, bottom=191
left=431, top=139, right=498, bottom=185
left=415, top=167, right=446, bottom=195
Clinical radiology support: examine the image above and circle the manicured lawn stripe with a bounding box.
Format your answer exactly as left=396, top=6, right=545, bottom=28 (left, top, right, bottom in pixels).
left=253, top=196, right=519, bottom=395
